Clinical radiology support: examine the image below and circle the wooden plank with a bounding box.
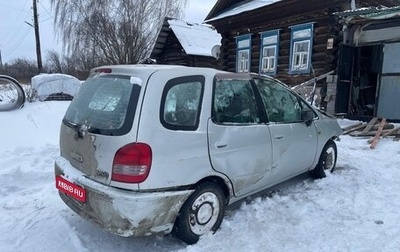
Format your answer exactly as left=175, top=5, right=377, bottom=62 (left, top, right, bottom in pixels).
left=342, top=123, right=366, bottom=135
left=370, top=118, right=387, bottom=149
left=381, top=126, right=400, bottom=138
left=350, top=129, right=392, bottom=137
left=362, top=117, right=379, bottom=134
left=291, top=70, right=335, bottom=89
left=370, top=123, right=394, bottom=131
left=341, top=122, right=363, bottom=131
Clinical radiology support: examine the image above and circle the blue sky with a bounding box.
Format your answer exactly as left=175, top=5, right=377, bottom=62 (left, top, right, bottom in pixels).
left=0, top=0, right=217, bottom=64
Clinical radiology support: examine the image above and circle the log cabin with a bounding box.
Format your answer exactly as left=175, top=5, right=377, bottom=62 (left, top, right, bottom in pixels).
left=204, top=0, right=399, bottom=116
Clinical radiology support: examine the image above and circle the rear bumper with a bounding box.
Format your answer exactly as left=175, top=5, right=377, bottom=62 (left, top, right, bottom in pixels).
left=55, top=156, right=193, bottom=237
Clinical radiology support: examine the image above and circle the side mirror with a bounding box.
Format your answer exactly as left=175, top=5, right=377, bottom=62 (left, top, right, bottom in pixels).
left=301, top=109, right=314, bottom=126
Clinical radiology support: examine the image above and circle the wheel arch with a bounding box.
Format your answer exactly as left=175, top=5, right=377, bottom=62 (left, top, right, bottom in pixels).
left=172, top=175, right=230, bottom=244
left=309, top=138, right=338, bottom=178
left=193, top=176, right=232, bottom=205
left=315, top=134, right=339, bottom=164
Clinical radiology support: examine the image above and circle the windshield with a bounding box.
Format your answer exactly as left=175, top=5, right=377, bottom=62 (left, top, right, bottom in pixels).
left=63, top=75, right=141, bottom=136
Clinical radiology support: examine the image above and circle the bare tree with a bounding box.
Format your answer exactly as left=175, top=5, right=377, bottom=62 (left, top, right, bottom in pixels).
left=45, top=50, right=93, bottom=79
left=0, top=58, right=41, bottom=83
left=46, top=50, right=63, bottom=73
left=51, top=0, right=187, bottom=65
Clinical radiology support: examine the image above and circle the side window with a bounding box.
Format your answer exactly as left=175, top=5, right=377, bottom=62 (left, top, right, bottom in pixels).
left=254, top=78, right=302, bottom=123
left=161, top=76, right=204, bottom=130
left=213, top=79, right=260, bottom=124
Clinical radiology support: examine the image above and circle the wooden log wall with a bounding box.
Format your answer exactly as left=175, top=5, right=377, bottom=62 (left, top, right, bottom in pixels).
left=209, top=0, right=399, bottom=86
left=209, top=1, right=352, bottom=86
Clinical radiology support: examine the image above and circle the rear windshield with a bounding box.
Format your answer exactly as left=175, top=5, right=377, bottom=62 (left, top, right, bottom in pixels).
left=63, top=75, right=141, bottom=136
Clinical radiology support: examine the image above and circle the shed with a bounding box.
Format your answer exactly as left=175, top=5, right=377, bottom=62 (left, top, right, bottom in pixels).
left=150, top=18, right=222, bottom=68
left=335, top=6, right=400, bottom=121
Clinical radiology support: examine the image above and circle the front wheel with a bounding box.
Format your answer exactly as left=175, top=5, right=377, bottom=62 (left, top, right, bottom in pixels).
left=173, top=182, right=226, bottom=244
left=310, top=140, right=337, bottom=179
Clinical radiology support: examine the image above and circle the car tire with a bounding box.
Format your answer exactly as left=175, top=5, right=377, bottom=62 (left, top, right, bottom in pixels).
left=173, top=182, right=226, bottom=245
left=310, top=140, right=337, bottom=179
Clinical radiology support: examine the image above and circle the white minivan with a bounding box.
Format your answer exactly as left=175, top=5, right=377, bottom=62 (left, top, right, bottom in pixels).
left=55, top=65, right=342, bottom=244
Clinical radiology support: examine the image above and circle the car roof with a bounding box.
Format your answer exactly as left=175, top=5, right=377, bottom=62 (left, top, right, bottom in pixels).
left=90, top=65, right=285, bottom=86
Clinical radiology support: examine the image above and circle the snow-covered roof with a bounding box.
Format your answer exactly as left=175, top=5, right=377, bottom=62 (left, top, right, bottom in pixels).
left=334, top=5, right=400, bottom=20
left=206, top=0, right=282, bottom=22
left=167, top=19, right=221, bottom=57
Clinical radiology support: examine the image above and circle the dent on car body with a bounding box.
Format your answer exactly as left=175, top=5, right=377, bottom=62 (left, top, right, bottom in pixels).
left=56, top=157, right=193, bottom=236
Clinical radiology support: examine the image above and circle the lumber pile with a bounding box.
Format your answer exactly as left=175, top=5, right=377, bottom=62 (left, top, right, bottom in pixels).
left=341, top=117, right=400, bottom=148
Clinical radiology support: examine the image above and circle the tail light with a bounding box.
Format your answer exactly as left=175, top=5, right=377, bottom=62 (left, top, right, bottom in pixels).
left=112, top=143, right=152, bottom=183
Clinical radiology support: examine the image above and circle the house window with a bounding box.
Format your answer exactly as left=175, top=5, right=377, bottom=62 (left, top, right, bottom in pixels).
left=289, top=23, right=314, bottom=74
left=236, top=34, right=251, bottom=73
left=262, top=46, right=275, bottom=71
left=293, top=41, right=310, bottom=70
left=259, top=30, right=280, bottom=75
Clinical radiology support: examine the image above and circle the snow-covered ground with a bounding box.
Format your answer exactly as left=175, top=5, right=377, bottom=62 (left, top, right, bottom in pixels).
left=1, top=101, right=400, bottom=252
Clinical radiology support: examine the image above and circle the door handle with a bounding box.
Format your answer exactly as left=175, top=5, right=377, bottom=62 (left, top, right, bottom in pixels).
left=215, top=142, right=228, bottom=148
left=275, top=135, right=284, bottom=140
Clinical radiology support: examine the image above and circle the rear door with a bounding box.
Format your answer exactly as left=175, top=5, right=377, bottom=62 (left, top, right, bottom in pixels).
left=207, top=75, right=272, bottom=197
left=60, top=74, right=142, bottom=185
left=137, top=69, right=211, bottom=189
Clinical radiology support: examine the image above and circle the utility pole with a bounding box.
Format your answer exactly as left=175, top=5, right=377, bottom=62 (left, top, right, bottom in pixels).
left=32, top=0, right=43, bottom=73
left=0, top=49, right=3, bottom=69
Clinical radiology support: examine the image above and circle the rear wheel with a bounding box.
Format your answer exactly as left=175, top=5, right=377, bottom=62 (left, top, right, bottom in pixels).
left=173, top=182, right=226, bottom=244
left=310, top=140, right=337, bottom=179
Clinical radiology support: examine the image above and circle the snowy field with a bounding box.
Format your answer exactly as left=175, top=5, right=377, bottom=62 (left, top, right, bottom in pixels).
left=1, top=101, right=400, bottom=252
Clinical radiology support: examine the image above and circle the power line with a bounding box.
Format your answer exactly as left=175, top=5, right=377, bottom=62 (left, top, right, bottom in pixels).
left=3, top=26, right=32, bottom=58
left=1, top=1, right=60, bottom=64
left=38, top=0, right=53, bottom=18
left=1, top=0, right=31, bottom=47
left=0, top=2, right=30, bottom=12
left=40, top=17, right=53, bottom=23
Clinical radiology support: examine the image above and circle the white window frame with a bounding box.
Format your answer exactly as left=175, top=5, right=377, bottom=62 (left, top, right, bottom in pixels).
left=259, top=30, right=279, bottom=75
left=289, top=23, right=314, bottom=74
left=261, top=45, right=276, bottom=73
left=236, top=34, right=252, bottom=73
left=292, top=41, right=310, bottom=70
left=238, top=49, right=250, bottom=73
